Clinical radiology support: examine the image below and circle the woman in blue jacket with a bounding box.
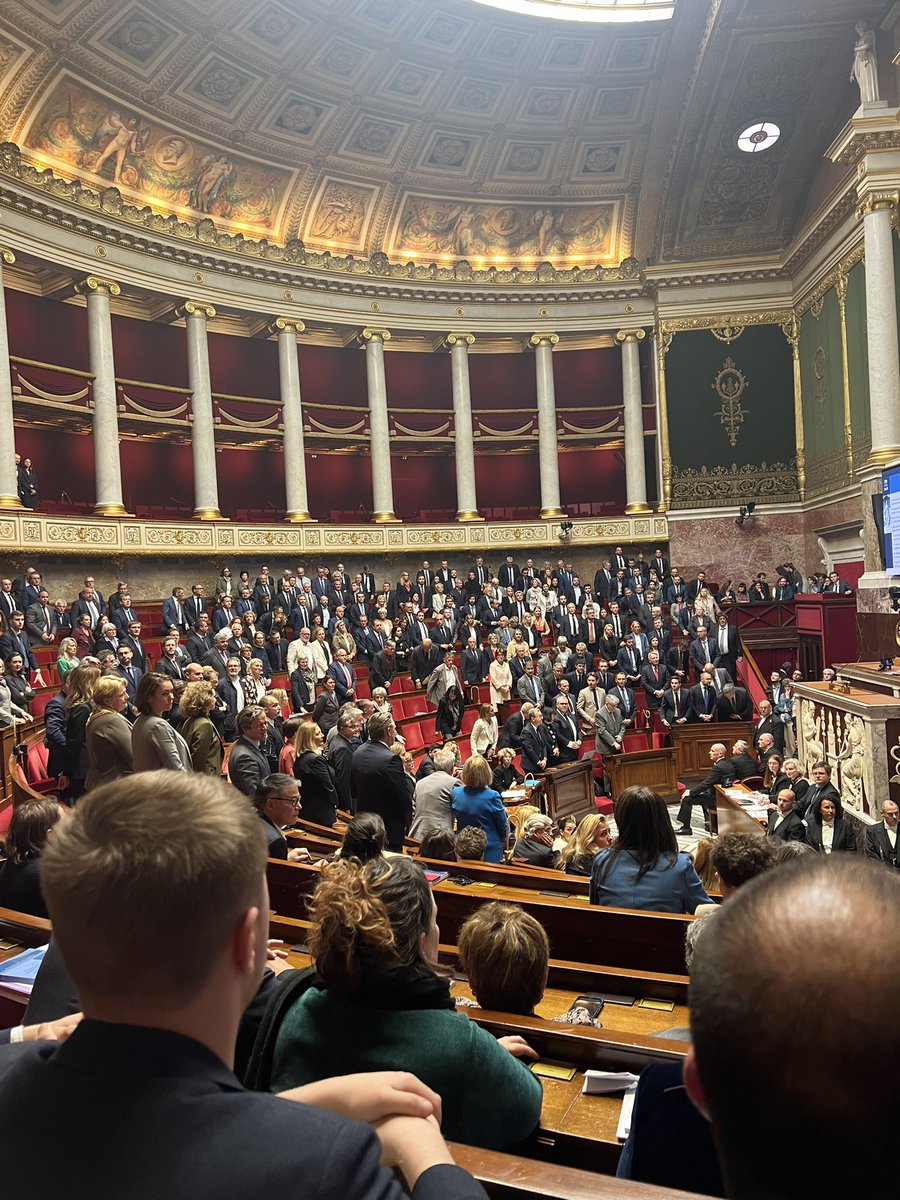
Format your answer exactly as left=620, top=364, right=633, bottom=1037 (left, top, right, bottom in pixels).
left=590, top=786, right=710, bottom=914
left=451, top=754, right=509, bottom=863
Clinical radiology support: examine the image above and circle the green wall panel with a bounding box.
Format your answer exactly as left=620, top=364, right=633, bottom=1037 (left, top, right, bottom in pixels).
left=665, top=324, right=797, bottom=508
left=799, top=286, right=845, bottom=494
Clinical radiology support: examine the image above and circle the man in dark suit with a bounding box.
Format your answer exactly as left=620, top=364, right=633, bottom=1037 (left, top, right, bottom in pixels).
left=115, top=645, right=142, bottom=715
left=0, top=770, right=473, bottom=1200
left=675, top=742, right=735, bottom=835
left=155, top=635, right=190, bottom=682
left=326, top=648, right=356, bottom=704
left=766, top=789, right=806, bottom=843
left=121, top=621, right=147, bottom=674
left=265, top=632, right=288, bottom=674
left=409, top=639, right=441, bottom=690
left=752, top=700, right=775, bottom=755
left=202, top=631, right=232, bottom=681
left=25, top=589, right=58, bottom=648
left=0, top=611, right=37, bottom=672
left=716, top=682, right=752, bottom=722
left=711, top=613, right=741, bottom=678
left=216, top=659, right=248, bottom=741
left=550, top=696, right=582, bottom=764
left=798, top=761, right=841, bottom=820
left=520, top=708, right=557, bottom=774
left=460, top=637, right=489, bottom=686
left=161, top=587, right=190, bottom=637
left=690, top=670, right=719, bottom=724
left=660, top=676, right=693, bottom=727
left=0, top=578, right=18, bottom=624
left=327, top=706, right=361, bottom=813
left=227, top=705, right=271, bottom=797
left=497, top=701, right=533, bottom=751
left=351, top=711, right=413, bottom=851
left=865, top=799, right=899, bottom=869
left=369, top=643, right=397, bottom=691
left=187, top=617, right=213, bottom=663
left=615, top=635, right=643, bottom=686
left=729, top=739, right=760, bottom=780
left=110, top=593, right=139, bottom=636
left=639, top=651, right=669, bottom=710
left=689, top=626, right=716, bottom=678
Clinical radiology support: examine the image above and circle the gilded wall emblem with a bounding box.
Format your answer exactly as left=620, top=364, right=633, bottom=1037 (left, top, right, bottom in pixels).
left=712, top=357, right=749, bottom=448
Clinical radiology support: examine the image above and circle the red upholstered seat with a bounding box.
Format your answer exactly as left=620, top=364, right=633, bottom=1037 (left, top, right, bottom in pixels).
left=403, top=722, right=424, bottom=752
left=622, top=732, right=648, bottom=754
left=29, top=690, right=56, bottom=720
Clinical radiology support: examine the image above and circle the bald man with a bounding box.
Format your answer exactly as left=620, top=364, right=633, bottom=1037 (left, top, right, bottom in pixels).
left=674, top=742, right=735, bottom=836
left=686, top=858, right=900, bottom=1200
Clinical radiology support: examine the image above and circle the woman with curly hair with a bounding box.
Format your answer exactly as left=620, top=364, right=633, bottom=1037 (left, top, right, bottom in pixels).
left=269, top=855, right=542, bottom=1149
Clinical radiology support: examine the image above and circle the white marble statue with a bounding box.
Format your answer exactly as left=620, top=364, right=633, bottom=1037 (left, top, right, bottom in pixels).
left=837, top=714, right=866, bottom=813
left=851, top=23, right=881, bottom=105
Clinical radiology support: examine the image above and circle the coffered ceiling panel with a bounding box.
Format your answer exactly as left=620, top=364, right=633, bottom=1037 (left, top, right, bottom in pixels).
left=0, top=0, right=891, bottom=268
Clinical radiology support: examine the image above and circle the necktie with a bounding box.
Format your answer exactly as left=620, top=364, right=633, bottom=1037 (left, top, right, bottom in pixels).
left=673, top=692, right=679, bottom=717
left=43, top=607, right=50, bottom=635
left=128, top=667, right=135, bottom=683
left=343, top=664, right=351, bottom=687
left=653, top=667, right=658, bottom=682
left=531, top=679, right=537, bottom=700
left=703, top=641, right=710, bottom=662
left=702, top=686, right=709, bottom=711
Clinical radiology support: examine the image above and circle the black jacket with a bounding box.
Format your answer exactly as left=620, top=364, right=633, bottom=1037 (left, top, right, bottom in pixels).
left=350, top=740, right=413, bottom=851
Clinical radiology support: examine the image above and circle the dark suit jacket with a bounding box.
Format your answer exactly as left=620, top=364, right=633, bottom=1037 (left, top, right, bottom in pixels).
left=0, top=628, right=36, bottom=671
left=716, top=687, right=752, bottom=721
left=688, top=637, right=716, bottom=677
left=639, top=663, right=669, bottom=707
left=121, top=635, right=147, bottom=674
left=865, top=821, right=900, bottom=869
left=289, top=669, right=314, bottom=714
left=228, top=736, right=270, bottom=797
left=766, top=809, right=806, bottom=842
left=731, top=752, right=760, bottom=780
left=0, top=1022, right=485, bottom=1200
left=520, top=723, right=555, bottom=775
left=692, top=757, right=736, bottom=806
left=497, top=711, right=526, bottom=751
left=369, top=651, right=396, bottom=690
left=350, top=739, right=412, bottom=851
left=805, top=817, right=857, bottom=854
left=660, top=688, right=693, bottom=725
left=796, top=781, right=839, bottom=819
left=201, top=647, right=230, bottom=680
left=327, top=731, right=356, bottom=813
left=690, top=683, right=718, bottom=721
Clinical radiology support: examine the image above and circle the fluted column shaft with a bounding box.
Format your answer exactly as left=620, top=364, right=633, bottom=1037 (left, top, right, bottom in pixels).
left=616, top=329, right=650, bottom=514
left=359, top=329, right=398, bottom=522
left=78, top=276, right=126, bottom=515
left=860, top=197, right=900, bottom=466
left=0, top=249, right=20, bottom=509
left=446, top=333, right=481, bottom=521
left=180, top=301, right=222, bottom=520
left=271, top=318, right=314, bottom=522
left=530, top=333, right=564, bottom=520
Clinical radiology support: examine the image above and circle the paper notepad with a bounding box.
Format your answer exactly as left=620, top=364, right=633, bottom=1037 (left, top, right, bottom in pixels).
left=0, top=945, right=47, bottom=988
left=616, top=1086, right=637, bottom=1140
left=581, top=1069, right=640, bottom=1095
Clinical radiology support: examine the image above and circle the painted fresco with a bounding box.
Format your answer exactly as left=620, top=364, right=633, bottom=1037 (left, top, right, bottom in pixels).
left=23, top=77, right=292, bottom=231
left=393, top=195, right=616, bottom=263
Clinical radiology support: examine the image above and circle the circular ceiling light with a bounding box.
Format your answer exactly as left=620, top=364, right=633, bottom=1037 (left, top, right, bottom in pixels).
left=737, top=122, right=781, bottom=154
left=467, top=0, right=675, bottom=23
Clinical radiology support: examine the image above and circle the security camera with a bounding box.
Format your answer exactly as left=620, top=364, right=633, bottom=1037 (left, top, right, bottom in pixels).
left=558, top=520, right=573, bottom=540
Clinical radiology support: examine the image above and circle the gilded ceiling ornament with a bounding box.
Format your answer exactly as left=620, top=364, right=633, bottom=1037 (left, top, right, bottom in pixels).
left=810, top=297, right=824, bottom=318
left=710, top=324, right=744, bottom=343
left=712, top=357, right=749, bottom=448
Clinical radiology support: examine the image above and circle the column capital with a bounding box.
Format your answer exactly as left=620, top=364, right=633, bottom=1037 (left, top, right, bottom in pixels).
left=177, top=300, right=216, bottom=321
left=76, top=275, right=121, bottom=298
left=0, top=247, right=15, bottom=267
left=357, top=327, right=391, bottom=346
left=857, top=190, right=900, bottom=219
left=443, top=332, right=475, bottom=350
left=615, top=328, right=646, bottom=345
left=529, top=332, right=559, bottom=349
left=269, top=317, right=306, bottom=337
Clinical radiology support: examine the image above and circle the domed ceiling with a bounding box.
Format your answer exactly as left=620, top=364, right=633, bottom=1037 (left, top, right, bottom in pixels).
left=0, top=0, right=888, bottom=269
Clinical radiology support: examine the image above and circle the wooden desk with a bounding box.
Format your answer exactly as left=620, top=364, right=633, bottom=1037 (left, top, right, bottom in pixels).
left=605, top=747, right=677, bottom=800
left=543, top=759, right=594, bottom=823
left=673, top=721, right=754, bottom=775
left=449, top=1142, right=709, bottom=1200
left=266, top=859, right=693, bottom=975
left=714, top=783, right=768, bottom=837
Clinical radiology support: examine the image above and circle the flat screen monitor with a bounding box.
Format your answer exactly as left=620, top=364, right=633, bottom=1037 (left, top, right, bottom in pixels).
left=880, top=465, right=900, bottom=571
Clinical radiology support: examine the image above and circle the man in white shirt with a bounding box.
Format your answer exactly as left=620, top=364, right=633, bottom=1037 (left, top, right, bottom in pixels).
left=865, top=799, right=899, bottom=869
left=766, top=789, right=806, bottom=843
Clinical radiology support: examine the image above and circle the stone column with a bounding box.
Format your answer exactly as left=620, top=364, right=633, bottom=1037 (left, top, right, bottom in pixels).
left=835, top=273, right=854, bottom=480
left=780, top=315, right=806, bottom=501
left=178, top=301, right=222, bottom=520
left=0, top=247, right=21, bottom=510
left=76, top=276, right=127, bottom=516
left=358, top=328, right=398, bottom=522
left=444, top=332, right=482, bottom=521
left=656, top=326, right=673, bottom=511
left=859, top=193, right=900, bottom=468
left=270, top=317, right=314, bottom=523
left=615, top=328, right=650, bottom=514
left=529, top=333, right=564, bottom=520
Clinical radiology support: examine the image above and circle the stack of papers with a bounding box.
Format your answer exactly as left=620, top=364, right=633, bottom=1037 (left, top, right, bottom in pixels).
left=0, top=945, right=47, bottom=996
left=581, top=1071, right=639, bottom=1140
